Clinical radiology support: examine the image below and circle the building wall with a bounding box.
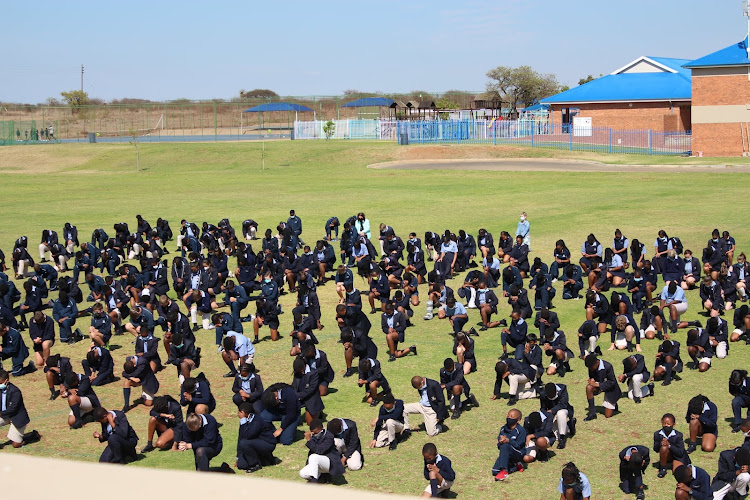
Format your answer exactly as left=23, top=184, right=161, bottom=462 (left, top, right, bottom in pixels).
left=691, top=69, right=750, bottom=156
left=549, top=102, right=690, bottom=132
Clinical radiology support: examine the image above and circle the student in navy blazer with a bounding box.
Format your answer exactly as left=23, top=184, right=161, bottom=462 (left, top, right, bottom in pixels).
left=236, top=401, right=276, bottom=472
left=0, top=370, right=36, bottom=448
left=179, top=412, right=223, bottom=471
left=92, top=407, right=138, bottom=464
left=260, top=382, right=301, bottom=445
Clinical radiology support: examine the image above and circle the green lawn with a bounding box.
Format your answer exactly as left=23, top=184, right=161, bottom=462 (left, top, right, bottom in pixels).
left=0, top=140, right=748, bottom=499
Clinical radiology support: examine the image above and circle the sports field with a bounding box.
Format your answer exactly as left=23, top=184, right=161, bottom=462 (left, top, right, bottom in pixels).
left=0, top=140, right=749, bottom=499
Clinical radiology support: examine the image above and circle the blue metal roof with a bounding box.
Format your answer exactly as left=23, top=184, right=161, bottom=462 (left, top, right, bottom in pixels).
left=684, top=37, right=750, bottom=68
left=243, top=102, right=313, bottom=112
left=647, top=57, right=693, bottom=78
left=341, top=97, right=395, bottom=108
left=541, top=72, right=691, bottom=104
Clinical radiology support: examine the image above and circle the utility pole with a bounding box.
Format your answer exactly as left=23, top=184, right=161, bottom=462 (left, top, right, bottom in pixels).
left=81, top=65, right=84, bottom=92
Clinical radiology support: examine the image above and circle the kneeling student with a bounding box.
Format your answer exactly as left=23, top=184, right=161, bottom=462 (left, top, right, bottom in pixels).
left=673, top=464, right=711, bottom=500
left=522, top=410, right=556, bottom=463
left=327, top=417, right=363, bottom=471
left=180, top=374, right=216, bottom=415
left=92, top=406, right=138, bottom=464
left=370, top=393, right=406, bottom=450
left=236, top=402, right=276, bottom=473
left=232, top=362, right=263, bottom=412
left=711, top=446, right=750, bottom=500
left=64, top=371, right=100, bottom=429
left=0, top=369, right=39, bottom=448
left=422, top=442, right=455, bottom=498
left=653, top=413, right=690, bottom=478
left=166, top=333, right=199, bottom=385
left=142, top=395, right=183, bottom=452
left=179, top=412, right=223, bottom=471
left=618, top=354, right=654, bottom=404
left=619, top=445, right=649, bottom=499
left=685, top=394, right=718, bottom=454
left=300, top=418, right=345, bottom=483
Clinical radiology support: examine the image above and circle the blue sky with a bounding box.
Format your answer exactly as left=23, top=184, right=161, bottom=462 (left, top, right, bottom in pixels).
left=3, top=0, right=748, bottom=102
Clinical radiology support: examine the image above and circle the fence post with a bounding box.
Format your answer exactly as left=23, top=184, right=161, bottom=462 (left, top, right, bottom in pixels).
left=531, top=123, right=535, bottom=148
left=649, top=130, right=653, bottom=155
left=569, top=126, right=573, bottom=151
left=213, top=101, right=217, bottom=140
left=608, top=129, right=612, bottom=154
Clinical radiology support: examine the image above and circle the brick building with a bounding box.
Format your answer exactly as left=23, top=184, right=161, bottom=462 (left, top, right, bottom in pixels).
left=541, top=56, right=692, bottom=132
left=684, top=37, right=750, bottom=157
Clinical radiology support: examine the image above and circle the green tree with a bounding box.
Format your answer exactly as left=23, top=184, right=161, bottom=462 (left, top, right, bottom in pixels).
left=240, top=89, right=279, bottom=99
left=323, top=120, right=336, bottom=140
left=60, top=90, right=89, bottom=110
left=485, top=65, right=562, bottom=115
left=578, top=75, right=596, bottom=86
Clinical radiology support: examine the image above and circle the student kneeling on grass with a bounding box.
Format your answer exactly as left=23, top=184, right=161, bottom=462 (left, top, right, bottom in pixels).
left=300, top=418, right=345, bottom=483
left=404, top=375, right=448, bottom=437
left=236, top=401, right=276, bottom=473
left=64, top=371, right=100, bottom=430
left=653, top=413, right=690, bottom=478
left=92, top=406, right=138, bottom=464
left=179, top=412, right=223, bottom=472
left=141, top=395, right=183, bottom=453
left=327, top=417, right=363, bottom=472
left=685, top=394, right=718, bottom=454
left=122, top=354, right=159, bottom=412
left=0, top=369, right=39, bottom=448
left=422, top=442, right=455, bottom=498
left=711, top=445, right=750, bottom=500
left=619, top=445, right=649, bottom=499
left=673, top=464, right=711, bottom=500
left=369, top=393, right=405, bottom=450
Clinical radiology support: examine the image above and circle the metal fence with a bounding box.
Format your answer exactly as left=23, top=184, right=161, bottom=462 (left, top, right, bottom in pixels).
left=294, top=119, right=691, bottom=156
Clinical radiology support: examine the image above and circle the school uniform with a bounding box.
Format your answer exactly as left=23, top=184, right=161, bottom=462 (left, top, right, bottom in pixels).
left=424, top=453, right=455, bottom=496
left=510, top=243, right=530, bottom=273
left=181, top=413, right=223, bottom=471
left=224, top=331, right=254, bottom=363
left=495, top=359, right=538, bottom=399
left=498, top=235, right=513, bottom=256
left=305, top=348, right=334, bottom=387
left=358, top=357, right=390, bottom=395
left=97, top=410, right=138, bottom=463
left=493, top=423, right=526, bottom=475
left=708, top=317, right=729, bottom=359
left=523, top=410, right=556, bottom=457
left=502, top=317, right=528, bottom=360
left=589, top=359, right=622, bottom=411
left=507, top=287, right=532, bottom=318
left=453, top=336, right=477, bottom=372
left=293, top=289, right=321, bottom=325
left=404, top=378, right=447, bottom=436
left=683, top=256, right=701, bottom=282
left=618, top=445, right=650, bottom=494
left=135, top=333, right=162, bottom=369
left=653, top=237, right=673, bottom=274
left=82, top=346, right=115, bottom=386
left=300, top=429, right=345, bottom=480
left=171, top=258, right=189, bottom=295
left=622, top=354, right=651, bottom=399
left=653, top=427, right=690, bottom=466
left=532, top=273, right=556, bottom=310
left=534, top=310, right=560, bottom=338
left=438, top=240, right=458, bottom=277
left=681, top=465, right=713, bottom=500
left=477, top=232, right=495, bottom=257
left=130, top=308, right=155, bottom=333
left=654, top=340, right=682, bottom=385
left=731, top=377, right=750, bottom=427
left=475, top=288, right=499, bottom=318
left=236, top=413, right=276, bottom=470
left=440, top=362, right=471, bottom=412
left=700, top=280, right=724, bottom=312
left=579, top=240, right=602, bottom=270
left=181, top=376, right=215, bottom=414
left=588, top=292, right=613, bottom=325
left=442, top=301, right=467, bottom=335
left=529, top=261, right=549, bottom=280
left=293, top=367, right=324, bottom=416
left=685, top=400, right=719, bottom=437
left=232, top=371, right=264, bottom=412
left=260, top=383, right=301, bottom=445
left=540, top=383, right=574, bottom=437
left=35, top=263, right=58, bottom=291
left=331, top=418, right=363, bottom=470
left=167, top=338, right=199, bottom=374
left=64, top=373, right=101, bottom=420
left=124, top=355, right=160, bottom=401
left=28, top=315, right=55, bottom=353
left=558, top=472, right=593, bottom=500
left=712, top=447, right=750, bottom=499
left=52, top=298, right=78, bottom=342
left=1, top=328, right=29, bottom=376
left=549, top=247, right=571, bottom=279
left=373, top=398, right=405, bottom=447
left=482, top=256, right=501, bottom=287
left=687, top=328, right=714, bottom=367
left=560, top=264, right=583, bottom=299
left=0, top=382, right=30, bottom=444
left=544, top=330, right=574, bottom=374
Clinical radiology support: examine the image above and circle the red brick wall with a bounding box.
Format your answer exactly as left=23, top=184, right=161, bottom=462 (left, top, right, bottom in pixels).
left=693, top=75, right=750, bottom=106
left=692, top=123, right=746, bottom=157
left=549, top=102, right=689, bottom=132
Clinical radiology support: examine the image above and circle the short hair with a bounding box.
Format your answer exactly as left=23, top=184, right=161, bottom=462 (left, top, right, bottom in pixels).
left=411, top=376, right=424, bottom=388
left=673, top=465, right=691, bottom=484
left=326, top=419, right=343, bottom=435
left=46, top=354, right=60, bottom=369
left=293, top=357, right=306, bottom=373
left=181, top=377, right=197, bottom=394
left=662, top=413, right=675, bottom=423
left=239, top=363, right=255, bottom=374
left=222, top=336, right=235, bottom=351
left=628, top=452, right=643, bottom=472
left=261, top=390, right=278, bottom=408
left=495, top=361, right=507, bottom=377
left=737, top=447, right=750, bottom=466
left=358, top=358, right=370, bottom=373
left=238, top=402, right=254, bottom=416
left=0, top=369, right=9, bottom=382
left=545, top=383, right=557, bottom=400
left=309, top=418, right=323, bottom=432
left=64, top=372, right=79, bottom=387
left=153, top=396, right=169, bottom=414
left=443, top=358, right=455, bottom=371
left=527, top=411, right=542, bottom=429
left=422, top=442, right=437, bottom=456
left=584, top=354, right=599, bottom=369
left=381, top=393, right=395, bottom=405
left=186, top=413, right=202, bottom=431
left=123, top=358, right=136, bottom=373
left=92, top=407, right=109, bottom=422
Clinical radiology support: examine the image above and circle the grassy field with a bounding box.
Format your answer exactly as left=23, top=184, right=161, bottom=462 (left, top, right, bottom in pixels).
left=0, top=140, right=749, bottom=499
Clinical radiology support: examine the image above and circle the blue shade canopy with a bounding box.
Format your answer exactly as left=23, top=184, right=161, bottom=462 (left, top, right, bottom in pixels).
left=243, top=102, right=313, bottom=112
left=341, top=97, right=395, bottom=108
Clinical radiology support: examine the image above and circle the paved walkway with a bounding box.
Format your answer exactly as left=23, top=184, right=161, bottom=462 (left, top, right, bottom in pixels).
left=368, top=158, right=750, bottom=173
